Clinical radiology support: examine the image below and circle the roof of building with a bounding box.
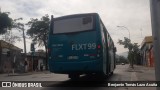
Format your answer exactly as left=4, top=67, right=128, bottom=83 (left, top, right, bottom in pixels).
left=0, top=40, right=22, bottom=51
left=141, top=36, right=153, bottom=49
left=141, top=36, right=153, bottom=45
left=26, top=51, right=46, bottom=57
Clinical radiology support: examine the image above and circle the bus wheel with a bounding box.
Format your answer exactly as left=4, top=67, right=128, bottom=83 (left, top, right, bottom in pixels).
left=69, top=74, right=80, bottom=80
left=95, top=74, right=107, bottom=80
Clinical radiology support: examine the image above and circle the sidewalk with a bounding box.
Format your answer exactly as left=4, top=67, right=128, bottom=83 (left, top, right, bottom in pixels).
left=0, top=70, right=50, bottom=77
left=128, top=65, right=156, bottom=90
left=128, top=65, right=155, bottom=81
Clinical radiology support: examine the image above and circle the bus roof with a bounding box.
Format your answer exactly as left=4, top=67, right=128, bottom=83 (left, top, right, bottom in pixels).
left=52, top=13, right=99, bottom=20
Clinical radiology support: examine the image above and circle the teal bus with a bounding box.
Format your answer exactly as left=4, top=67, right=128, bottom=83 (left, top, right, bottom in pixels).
left=48, top=13, right=116, bottom=79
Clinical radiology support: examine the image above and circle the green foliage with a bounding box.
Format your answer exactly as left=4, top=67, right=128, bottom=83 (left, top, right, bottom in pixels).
left=0, top=12, right=22, bottom=44
left=118, top=37, right=140, bottom=68
left=26, top=14, right=50, bottom=70
left=1, top=31, right=21, bottom=44
left=118, top=37, right=133, bottom=50
left=12, top=18, right=24, bottom=30
left=0, top=12, right=12, bottom=34
left=116, top=55, right=128, bottom=64
left=26, top=14, right=50, bottom=47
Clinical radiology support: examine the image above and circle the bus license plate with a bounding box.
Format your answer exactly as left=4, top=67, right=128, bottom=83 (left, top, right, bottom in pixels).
left=68, top=56, right=79, bottom=60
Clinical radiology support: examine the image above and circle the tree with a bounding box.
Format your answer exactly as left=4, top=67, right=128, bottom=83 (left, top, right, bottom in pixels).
left=116, top=55, right=128, bottom=64
left=13, top=18, right=27, bottom=54
left=1, top=30, right=21, bottom=44
left=0, top=12, right=23, bottom=58
left=1, top=18, right=24, bottom=44
left=27, top=14, right=50, bottom=70
left=0, top=11, right=23, bottom=44
left=0, top=12, right=12, bottom=35
left=118, top=37, right=140, bottom=68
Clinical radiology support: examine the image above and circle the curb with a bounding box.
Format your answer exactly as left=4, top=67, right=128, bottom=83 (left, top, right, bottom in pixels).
left=6, top=73, right=32, bottom=76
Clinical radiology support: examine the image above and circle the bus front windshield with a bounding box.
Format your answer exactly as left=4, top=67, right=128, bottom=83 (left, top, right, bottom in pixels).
left=53, top=16, right=94, bottom=34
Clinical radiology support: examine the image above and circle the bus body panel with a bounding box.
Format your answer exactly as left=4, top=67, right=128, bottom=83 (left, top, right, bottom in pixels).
left=49, top=30, right=104, bottom=73
left=49, top=60, right=103, bottom=74
left=96, top=16, right=107, bottom=75
left=50, top=31, right=97, bottom=62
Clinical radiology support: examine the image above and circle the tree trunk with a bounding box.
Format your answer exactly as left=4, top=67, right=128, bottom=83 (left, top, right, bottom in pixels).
left=131, top=52, right=134, bottom=69
left=128, top=50, right=134, bottom=69
left=44, top=43, right=48, bottom=70
left=131, top=58, right=134, bottom=69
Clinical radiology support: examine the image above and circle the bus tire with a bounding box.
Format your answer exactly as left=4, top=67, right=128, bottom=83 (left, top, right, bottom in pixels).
left=69, top=74, right=80, bottom=80
left=95, top=73, right=107, bottom=80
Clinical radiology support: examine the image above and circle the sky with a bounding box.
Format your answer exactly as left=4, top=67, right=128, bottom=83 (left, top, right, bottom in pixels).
left=0, top=0, right=152, bottom=54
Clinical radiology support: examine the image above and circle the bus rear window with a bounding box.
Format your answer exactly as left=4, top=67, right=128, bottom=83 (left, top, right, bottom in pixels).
left=53, top=16, right=93, bottom=34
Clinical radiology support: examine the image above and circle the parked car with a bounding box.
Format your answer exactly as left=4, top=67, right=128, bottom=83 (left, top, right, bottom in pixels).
left=121, top=63, right=125, bottom=65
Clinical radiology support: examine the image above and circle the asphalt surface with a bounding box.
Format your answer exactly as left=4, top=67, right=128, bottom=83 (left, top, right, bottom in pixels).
left=0, top=64, right=156, bottom=90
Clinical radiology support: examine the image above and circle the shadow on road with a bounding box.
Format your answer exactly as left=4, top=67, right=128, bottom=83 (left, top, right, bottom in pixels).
left=42, top=74, right=116, bottom=90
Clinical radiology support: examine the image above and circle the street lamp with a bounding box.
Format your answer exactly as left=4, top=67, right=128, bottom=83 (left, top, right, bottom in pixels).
left=117, top=26, right=130, bottom=39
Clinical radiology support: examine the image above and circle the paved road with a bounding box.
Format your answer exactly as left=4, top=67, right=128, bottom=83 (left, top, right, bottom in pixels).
left=0, top=64, right=156, bottom=90
left=0, top=64, right=130, bottom=81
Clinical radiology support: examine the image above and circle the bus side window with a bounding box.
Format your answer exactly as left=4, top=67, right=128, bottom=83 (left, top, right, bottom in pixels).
left=108, top=35, right=110, bottom=48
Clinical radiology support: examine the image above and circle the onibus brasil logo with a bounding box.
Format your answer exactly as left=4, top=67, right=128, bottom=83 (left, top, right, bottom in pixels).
left=1, top=82, right=42, bottom=87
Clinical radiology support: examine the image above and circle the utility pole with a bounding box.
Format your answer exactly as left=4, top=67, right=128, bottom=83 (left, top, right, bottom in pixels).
left=140, top=28, right=143, bottom=38
left=150, top=0, right=160, bottom=90
left=31, top=42, right=35, bottom=71
left=22, top=27, right=26, bottom=55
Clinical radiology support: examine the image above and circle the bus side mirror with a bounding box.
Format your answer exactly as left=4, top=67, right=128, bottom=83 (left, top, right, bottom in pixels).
left=114, top=47, right=117, bottom=52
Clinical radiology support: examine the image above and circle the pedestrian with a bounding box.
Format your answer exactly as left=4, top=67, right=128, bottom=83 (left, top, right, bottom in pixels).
left=12, top=55, right=16, bottom=74
left=7, top=61, right=11, bottom=76
left=24, top=59, right=28, bottom=73
left=40, top=63, right=43, bottom=71
left=34, top=60, right=38, bottom=71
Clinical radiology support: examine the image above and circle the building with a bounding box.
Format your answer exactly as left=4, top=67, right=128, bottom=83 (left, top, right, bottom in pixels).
left=140, top=36, right=154, bottom=67
left=0, top=40, right=23, bottom=73
left=26, top=50, right=46, bottom=71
